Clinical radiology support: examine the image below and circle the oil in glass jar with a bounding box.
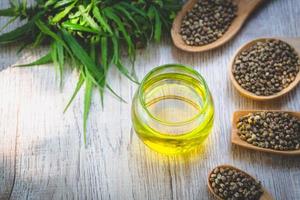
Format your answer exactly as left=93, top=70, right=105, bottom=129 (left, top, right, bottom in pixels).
left=131, top=64, right=214, bottom=154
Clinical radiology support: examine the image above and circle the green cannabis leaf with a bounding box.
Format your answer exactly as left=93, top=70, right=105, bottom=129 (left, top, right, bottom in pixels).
left=0, top=0, right=182, bottom=143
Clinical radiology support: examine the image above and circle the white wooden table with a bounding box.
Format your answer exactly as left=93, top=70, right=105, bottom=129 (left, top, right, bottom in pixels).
left=0, top=1, right=300, bottom=199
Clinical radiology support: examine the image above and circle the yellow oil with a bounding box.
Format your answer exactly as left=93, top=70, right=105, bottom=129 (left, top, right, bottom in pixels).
left=132, top=72, right=214, bottom=154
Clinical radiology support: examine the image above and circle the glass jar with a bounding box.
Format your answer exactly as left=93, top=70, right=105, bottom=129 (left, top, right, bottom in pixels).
left=131, top=64, right=214, bottom=154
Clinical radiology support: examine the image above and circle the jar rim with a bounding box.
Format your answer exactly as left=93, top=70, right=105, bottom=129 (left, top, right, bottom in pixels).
left=138, top=64, right=211, bottom=126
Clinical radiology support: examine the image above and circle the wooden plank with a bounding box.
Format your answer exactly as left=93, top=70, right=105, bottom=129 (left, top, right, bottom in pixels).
left=0, top=68, right=19, bottom=199
left=0, top=1, right=25, bottom=199
left=0, top=0, right=299, bottom=199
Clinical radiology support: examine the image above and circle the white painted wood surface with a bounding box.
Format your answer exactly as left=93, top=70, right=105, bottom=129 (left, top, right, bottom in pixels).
left=0, top=1, right=300, bottom=199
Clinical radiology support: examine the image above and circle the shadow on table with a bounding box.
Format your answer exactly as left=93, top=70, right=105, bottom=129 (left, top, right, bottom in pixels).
left=230, top=83, right=300, bottom=110
left=231, top=144, right=300, bottom=166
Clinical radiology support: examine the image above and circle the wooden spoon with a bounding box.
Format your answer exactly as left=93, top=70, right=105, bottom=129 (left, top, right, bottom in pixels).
left=232, top=110, right=300, bottom=156
left=171, top=0, right=264, bottom=52
left=208, top=165, right=273, bottom=200
left=229, top=38, right=300, bottom=100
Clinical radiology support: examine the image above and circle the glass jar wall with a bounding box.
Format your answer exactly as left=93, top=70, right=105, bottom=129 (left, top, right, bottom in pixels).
left=131, top=64, right=214, bottom=154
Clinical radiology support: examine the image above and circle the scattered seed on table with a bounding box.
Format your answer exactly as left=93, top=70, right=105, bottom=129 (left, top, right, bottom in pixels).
left=180, top=0, right=237, bottom=46
left=237, top=112, right=300, bottom=151
left=233, top=39, right=300, bottom=96
left=209, top=166, right=263, bottom=200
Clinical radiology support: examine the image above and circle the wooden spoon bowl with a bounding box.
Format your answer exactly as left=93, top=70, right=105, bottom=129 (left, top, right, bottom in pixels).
left=208, top=165, right=273, bottom=200
left=232, top=110, right=300, bottom=156
left=171, top=0, right=264, bottom=52
left=229, top=38, right=300, bottom=100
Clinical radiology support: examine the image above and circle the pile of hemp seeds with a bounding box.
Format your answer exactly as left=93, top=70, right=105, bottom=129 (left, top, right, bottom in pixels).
left=227, top=39, right=300, bottom=199
left=176, top=0, right=300, bottom=199
left=237, top=111, right=300, bottom=151
left=209, top=166, right=263, bottom=200
left=233, top=39, right=300, bottom=96
left=180, top=0, right=237, bottom=46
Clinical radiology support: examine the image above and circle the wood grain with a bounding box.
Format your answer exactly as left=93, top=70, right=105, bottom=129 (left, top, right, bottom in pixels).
left=0, top=0, right=300, bottom=200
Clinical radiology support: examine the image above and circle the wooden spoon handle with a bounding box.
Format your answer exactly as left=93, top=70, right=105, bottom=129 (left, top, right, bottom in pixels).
left=241, top=0, right=264, bottom=10
left=260, top=190, right=274, bottom=200
left=238, top=0, right=264, bottom=18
